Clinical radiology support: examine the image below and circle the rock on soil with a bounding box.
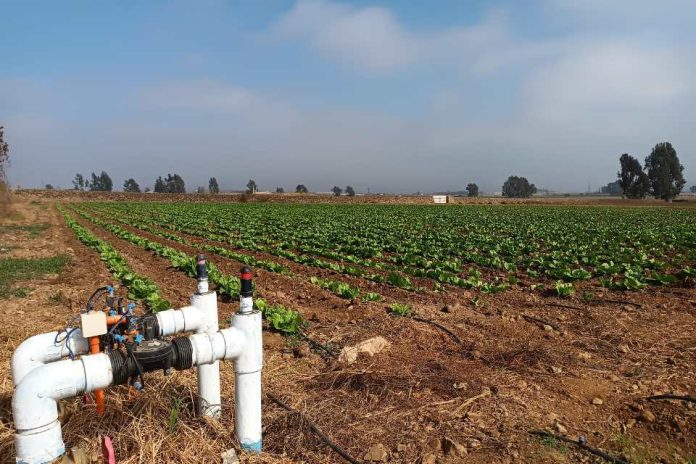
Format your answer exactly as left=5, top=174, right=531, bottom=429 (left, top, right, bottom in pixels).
left=364, top=443, right=389, bottom=462
left=338, top=336, right=391, bottom=365
left=442, top=437, right=467, bottom=456
left=221, top=448, right=240, bottom=464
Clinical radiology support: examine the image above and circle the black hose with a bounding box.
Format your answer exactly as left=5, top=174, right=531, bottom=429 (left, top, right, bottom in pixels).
left=410, top=315, right=463, bottom=345
left=529, top=430, right=629, bottom=464
left=267, top=393, right=362, bottom=464
left=647, top=394, right=696, bottom=404
left=85, top=286, right=110, bottom=312
left=300, top=332, right=338, bottom=358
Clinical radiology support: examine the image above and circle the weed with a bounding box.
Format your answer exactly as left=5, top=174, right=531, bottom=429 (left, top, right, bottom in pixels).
left=167, top=397, right=183, bottom=434
left=12, top=287, right=31, bottom=298
left=539, top=435, right=568, bottom=453
left=0, top=223, right=50, bottom=237
left=0, top=255, right=69, bottom=298
left=612, top=433, right=657, bottom=464
left=49, top=291, right=64, bottom=305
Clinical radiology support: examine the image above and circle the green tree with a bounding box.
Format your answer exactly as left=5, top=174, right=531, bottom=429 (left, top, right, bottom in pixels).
left=466, top=183, right=479, bottom=197
left=165, top=174, right=186, bottom=193
left=618, top=153, right=650, bottom=199
left=601, top=180, right=622, bottom=195
left=89, top=171, right=113, bottom=191
left=644, top=142, right=685, bottom=201
left=0, top=126, right=8, bottom=188
left=295, top=184, right=308, bottom=193
left=154, top=176, right=166, bottom=193
left=209, top=177, right=219, bottom=194
left=345, top=185, right=355, bottom=196
left=276, top=187, right=284, bottom=193
left=331, top=186, right=342, bottom=196
left=123, top=178, right=141, bottom=193
left=502, top=176, right=536, bottom=198
left=246, top=179, right=257, bottom=194
left=72, top=173, right=86, bottom=191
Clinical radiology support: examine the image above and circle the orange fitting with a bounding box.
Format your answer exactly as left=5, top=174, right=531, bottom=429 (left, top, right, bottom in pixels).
left=89, top=336, right=106, bottom=415
left=105, top=315, right=126, bottom=326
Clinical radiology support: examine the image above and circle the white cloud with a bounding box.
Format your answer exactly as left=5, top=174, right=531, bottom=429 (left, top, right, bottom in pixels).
left=271, top=1, right=560, bottom=74
left=272, top=0, right=420, bottom=72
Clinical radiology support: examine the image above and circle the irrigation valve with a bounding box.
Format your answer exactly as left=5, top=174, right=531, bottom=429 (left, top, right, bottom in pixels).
left=196, top=253, right=209, bottom=294
left=11, top=257, right=264, bottom=463
left=240, top=266, right=253, bottom=313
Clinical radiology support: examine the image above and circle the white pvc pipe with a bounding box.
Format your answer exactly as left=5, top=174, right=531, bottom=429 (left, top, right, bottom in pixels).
left=12, top=329, right=89, bottom=386
left=155, top=305, right=204, bottom=336
left=13, top=353, right=113, bottom=464
left=191, top=290, right=221, bottom=418
left=232, top=296, right=263, bottom=453
left=12, top=304, right=207, bottom=387
left=13, top=320, right=259, bottom=463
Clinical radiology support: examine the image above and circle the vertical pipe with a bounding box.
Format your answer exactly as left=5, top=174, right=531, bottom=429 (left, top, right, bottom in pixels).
left=89, top=336, right=105, bottom=415
left=192, top=255, right=221, bottom=418
left=233, top=267, right=263, bottom=452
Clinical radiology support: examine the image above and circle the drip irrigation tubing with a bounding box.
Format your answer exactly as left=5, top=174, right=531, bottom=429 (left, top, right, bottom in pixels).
left=529, top=430, right=628, bottom=464
left=267, top=393, right=362, bottom=464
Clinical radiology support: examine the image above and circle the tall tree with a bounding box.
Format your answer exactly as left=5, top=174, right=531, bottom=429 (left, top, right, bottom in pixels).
left=502, top=176, right=536, bottom=198
left=89, top=171, right=113, bottom=191
left=644, top=142, right=685, bottom=202
left=123, top=178, right=141, bottom=193
left=165, top=174, right=186, bottom=193
left=295, top=184, right=308, bottom=193
left=331, top=186, right=342, bottom=196
left=466, top=183, right=479, bottom=197
left=154, top=176, right=166, bottom=193
left=246, top=179, right=257, bottom=194
left=72, top=173, right=86, bottom=191
left=345, top=185, right=355, bottom=196
left=0, top=126, right=10, bottom=206
left=209, top=177, right=220, bottom=194
left=617, top=153, right=650, bottom=199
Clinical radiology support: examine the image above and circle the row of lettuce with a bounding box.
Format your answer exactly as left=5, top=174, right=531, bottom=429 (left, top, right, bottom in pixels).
left=87, top=202, right=696, bottom=293
left=79, top=202, right=696, bottom=296
left=60, top=204, right=305, bottom=335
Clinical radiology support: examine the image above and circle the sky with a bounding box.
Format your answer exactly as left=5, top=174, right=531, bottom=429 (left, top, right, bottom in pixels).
left=1, top=0, right=695, bottom=193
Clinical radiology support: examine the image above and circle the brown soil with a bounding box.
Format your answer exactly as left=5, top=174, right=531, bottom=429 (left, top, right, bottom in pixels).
left=14, top=188, right=696, bottom=207
left=1, top=200, right=695, bottom=464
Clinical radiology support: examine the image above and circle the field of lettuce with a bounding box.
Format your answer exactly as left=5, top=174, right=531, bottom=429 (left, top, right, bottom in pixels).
left=74, top=202, right=696, bottom=296
left=3, top=199, right=694, bottom=463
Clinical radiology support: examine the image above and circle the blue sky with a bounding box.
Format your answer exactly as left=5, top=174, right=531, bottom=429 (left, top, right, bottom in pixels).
left=2, top=0, right=695, bottom=193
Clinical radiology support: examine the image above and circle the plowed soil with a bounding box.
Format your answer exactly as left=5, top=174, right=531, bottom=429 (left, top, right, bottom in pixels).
left=1, top=199, right=695, bottom=464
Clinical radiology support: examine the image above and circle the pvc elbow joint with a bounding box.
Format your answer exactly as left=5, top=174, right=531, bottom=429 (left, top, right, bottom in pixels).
left=12, top=329, right=89, bottom=386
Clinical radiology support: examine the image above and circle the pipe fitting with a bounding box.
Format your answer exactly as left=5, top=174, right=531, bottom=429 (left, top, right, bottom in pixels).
left=13, top=354, right=113, bottom=464
left=156, top=305, right=203, bottom=337
left=189, top=327, right=246, bottom=365
left=12, top=329, right=89, bottom=386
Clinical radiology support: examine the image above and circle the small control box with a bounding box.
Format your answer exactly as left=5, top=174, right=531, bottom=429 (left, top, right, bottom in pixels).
left=80, top=311, right=108, bottom=337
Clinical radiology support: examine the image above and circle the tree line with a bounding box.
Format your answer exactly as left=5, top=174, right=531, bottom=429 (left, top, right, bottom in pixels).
left=615, top=142, right=685, bottom=201
left=69, top=173, right=324, bottom=195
